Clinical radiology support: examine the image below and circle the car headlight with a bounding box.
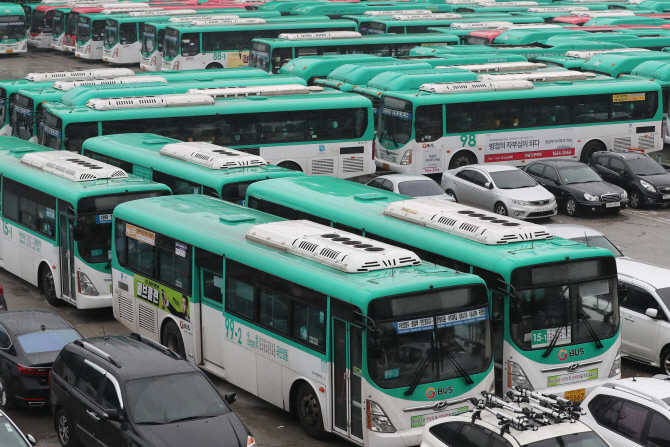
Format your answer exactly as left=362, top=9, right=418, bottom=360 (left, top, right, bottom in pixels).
left=621, top=190, right=628, bottom=199
left=548, top=197, right=556, bottom=204
left=609, top=347, right=621, bottom=378
left=510, top=199, right=530, bottom=206
left=367, top=401, right=396, bottom=433
left=508, top=361, right=534, bottom=391
left=399, top=149, right=412, bottom=166
left=640, top=180, right=656, bottom=193
left=77, top=272, right=99, bottom=296
left=584, top=193, right=599, bottom=202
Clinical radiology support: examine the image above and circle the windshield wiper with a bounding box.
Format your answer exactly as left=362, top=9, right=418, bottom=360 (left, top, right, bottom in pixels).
left=404, top=350, right=430, bottom=396
left=168, top=415, right=217, bottom=424
left=578, top=312, right=604, bottom=349
left=441, top=343, right=474, bottom=385
left=542, top=326, right=564, bottom=358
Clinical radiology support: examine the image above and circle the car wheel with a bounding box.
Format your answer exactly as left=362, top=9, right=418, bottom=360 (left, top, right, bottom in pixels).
left=161, top=320, right=185, bottom=357
left=660, top=349, right=670, bottom=375
left=42, top=265, right=60, bottom=307
left=57, top=409, right=81, bottom=447
left=580, top=140, right=605, bottom=163
left=448, top=151, right=476, bottom=169
left=445, top=190, right=458, bottom=202
left=296, top=383, right=328, bottom=440
left=629, top=189, right=642, bottom=209
left=0, top=376, right=13, bottom=409
left=565, top=197, right=579, bottom=217
left=494, top=202, right=508, bottom=216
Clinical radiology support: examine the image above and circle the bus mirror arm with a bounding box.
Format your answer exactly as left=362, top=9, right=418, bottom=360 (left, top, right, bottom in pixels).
left=353, top=311, right=383, bottom=359
left=496, top=279, right=517, bottom=298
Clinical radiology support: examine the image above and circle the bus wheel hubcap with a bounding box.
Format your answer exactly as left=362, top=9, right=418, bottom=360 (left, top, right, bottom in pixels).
left=45, top=271, right=54, bottom=294
left=59, top=416, right=69, bottom=443
left=300, top=394, right=320, bottom=426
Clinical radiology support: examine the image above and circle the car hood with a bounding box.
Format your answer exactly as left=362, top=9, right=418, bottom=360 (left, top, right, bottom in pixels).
left=563, top=181, right=624, bottom=197
left=497, top=185, right=554, bottom=201
left=640, top=172, right=670, bottom=187
left=135, top=412, right=248, bottom=447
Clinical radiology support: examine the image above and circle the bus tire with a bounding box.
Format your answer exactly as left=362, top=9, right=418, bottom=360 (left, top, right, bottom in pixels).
left=161, top=320, right=186, bottom=357
left=445, top=189, right=458, bottom=202
left=296, top=382, right=328, bottom=440
left=449, top=151, right=476, bottom=169
left=494, top=202, right=508, bottom=216
left=41, top=265, right=60, bottom=307
left=277, top=160, right=303, bottom=172
left=580, top=140, right=605, bottom=163
left=205, top=63, right=223, bottom=69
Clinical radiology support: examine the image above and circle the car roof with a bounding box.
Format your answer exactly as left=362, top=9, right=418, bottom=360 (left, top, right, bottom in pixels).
left=462, top=164, right=520, bottom=173
left=596, top=151, right=648, bottom=160
left=72, top=335, right=197, bottom=381
left=0, top=310, right=71, bottom=336
left=376, top=174, right=434, bottom=182
left=530, top=159, right=586, bottom=168
left=617, top=257, right=670, bottom=289
left=545, top=224, right=606, bottom=240
left=595, top=377, right=670, bottom=406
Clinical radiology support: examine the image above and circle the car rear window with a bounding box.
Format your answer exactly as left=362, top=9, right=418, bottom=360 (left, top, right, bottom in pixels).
left=17, top=329, right=81, bottom=354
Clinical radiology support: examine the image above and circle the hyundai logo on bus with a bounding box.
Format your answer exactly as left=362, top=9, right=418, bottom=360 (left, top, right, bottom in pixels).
left=567, top=363, right=581, bottom=372
left=434, top=401, right=448, bottom=411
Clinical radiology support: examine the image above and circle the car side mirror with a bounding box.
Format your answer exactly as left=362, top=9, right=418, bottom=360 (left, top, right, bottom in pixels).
left=646, top=308, right=659, bottom=318
left=619, top=288, right=628, bottom=301
left=26, top=434, right=36, bottom=446
left=224, top=392, right=237, bottom=405
left=104, top=409, right=121, bottom=421
left=484, top=182, right=493, bottom=189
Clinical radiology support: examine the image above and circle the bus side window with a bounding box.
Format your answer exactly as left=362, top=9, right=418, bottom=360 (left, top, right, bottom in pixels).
left=181, top=33, right=200, bottom=57
left=64, top=122, right=98, bottom=152
left=156, top=234, right=191, bottom=292
left=445, top=102, right=475, bottom=133
left=415, top=105, right=443, bottom=142
left=573, top=94, right=610, bottom=123
left=152, top=171, right=200, bottom=195
left=2, top=178, right=56, bottom=239
left=83, top=150, right=133, bottom=173
left=195, top=248, right=223, bottom=304
left=125, top=223, right=156, bottom=278
left=202, top=31, right=223, bottom=52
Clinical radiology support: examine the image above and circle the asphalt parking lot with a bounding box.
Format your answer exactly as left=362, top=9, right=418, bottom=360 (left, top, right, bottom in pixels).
left=1, top=48, right=670, bottom=446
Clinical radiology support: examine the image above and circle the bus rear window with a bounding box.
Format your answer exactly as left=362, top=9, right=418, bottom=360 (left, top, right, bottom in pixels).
left=367, top=22, right=386, bottom=34
left=222, top=181, right=256, bottom=205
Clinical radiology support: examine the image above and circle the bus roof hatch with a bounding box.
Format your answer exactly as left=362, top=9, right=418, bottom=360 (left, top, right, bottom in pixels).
left=160, top=142, right=267, bottom=170
left=52, top=75, right=167, bottom=91
left=20, top=152, right=129, bottom=182
left=26, top=68, right=134, bottom=82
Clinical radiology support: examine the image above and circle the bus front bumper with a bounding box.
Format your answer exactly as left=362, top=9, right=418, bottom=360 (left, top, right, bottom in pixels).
left=140, top=56, right=160, bottom=72
left=28, top=36, right=51, bottom=48
left=76, top=291, right=113, bottom=309
left=368, top=426, right=424, bottom=447
left=75, top=45, right=99, bottom=60
left=534, top=373, right=621, bottom=404
left=1, top=42, right=27, bottom=54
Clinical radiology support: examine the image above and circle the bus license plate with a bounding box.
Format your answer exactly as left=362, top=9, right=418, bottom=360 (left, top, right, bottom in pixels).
left=564, top=388, right=585, bottom=402
left=606, top=202, right=620, bottom=208
left=383, top=163, right=389, bottom=170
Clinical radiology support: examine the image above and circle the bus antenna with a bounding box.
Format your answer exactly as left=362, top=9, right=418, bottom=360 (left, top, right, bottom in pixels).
left=584, top=232, right=590, bottom=247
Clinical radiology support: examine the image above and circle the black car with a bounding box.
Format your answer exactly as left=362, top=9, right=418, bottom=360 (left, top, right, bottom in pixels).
left=50, top=334, right=253, bottom=447
left=523, top=160, right=628, bottom=216
left=0, top=309, right=81, bottom=409
left=590, top=150, right=670, bottom=208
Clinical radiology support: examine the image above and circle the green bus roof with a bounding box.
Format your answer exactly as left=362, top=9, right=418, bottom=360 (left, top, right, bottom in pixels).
left=630, top=59, right=670, bottom=81
left=0, top=141, right=170, bottom=205
left=244, top=176, right=614, bottom=278
left=82, top=133, right=306, bottom=190
left=366, top=14, right=545, bottom=32
left=251, top=32, right=460, bottom=48
left=547, top=29, right=670, bottom=47
left=583, top=16, right=668, bottom=25
left=493, top=27, right=587, bottom=45
left=410, top=41, right=629, bottom=59
left=0, top=3, right=26, bottom=16
left=166, top=18, right=355, bottom=33
left=259, top=1, right=331, bottom=14
left=353, top=67, right=478, bottom=96
left=289, top=2, right=429, bottom=16
left=316, top=60, right=437, bottom=90
left=278, top=54, right=397, bottom=82
left=581, top=50, right=670, bottom=76
left=140, top=10, right=282, bottom=30
left=113, top=194, right=485, bottom=305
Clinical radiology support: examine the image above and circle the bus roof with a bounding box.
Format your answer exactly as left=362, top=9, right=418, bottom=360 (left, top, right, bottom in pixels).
left=630, top=59, right=670, bottom=80
left=244, top=177, right=614, bottom=275
left=278, top=54, right=396, bottom=81
left=0, top=3, right=26, bottom=15
left=494, top=27, right=587, bottom=45
left=316, top=60, right=437, bottom=89
left=581, top=50, right=670, bottom=75
left=166, top=18, right=353, bottom=31
left=114, top=194, right=484, bottom=302
left=583, top=15, right=669, bottom=25
left=0, top=144, right=170, bottom=204
left=252, top=32, right=460, bottom=46
left=354, top=67, right=479, bottom=95
left=82, top=133, right=305, bottom=189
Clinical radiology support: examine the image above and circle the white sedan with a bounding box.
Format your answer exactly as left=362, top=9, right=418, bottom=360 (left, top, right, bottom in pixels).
left=441, top=164, right=557, bottom=219
left=366, top=174, right=454, bottom=200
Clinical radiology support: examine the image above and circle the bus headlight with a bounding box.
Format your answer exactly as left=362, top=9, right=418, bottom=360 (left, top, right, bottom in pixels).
left=399, top=149, right=412, bottom=165
left=367, top=400, right=396, bottom=433
left=508, top=361, right=533, bottom=391
left=77, top=272, right=99, bottom=296
left=609, top=348, right=621, bottom=378
left=112, top=48, right=118, bottom=58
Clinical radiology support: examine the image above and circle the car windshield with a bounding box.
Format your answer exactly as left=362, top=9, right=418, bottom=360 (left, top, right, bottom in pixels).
left=524, top=431, right=609, bottom=447
left=379, top=97, right=413, bottom=147
left=126, top=372, right=230, bottom=425
left=627, top=158, right=667, bottom=176
left=0, top=16, right=26, bottom=41
left=0, top=417, right=29, bottom=447
left=17, top=329, right=81, bottom=354
left=490, top=170, right=537, bottom=189
left=559, top=166, right=602, bottom=184
left=367, top=285, right=491, bottom=389
left=656, top=287, right=670, bottom=311
left=398, top=179, right=444, bottom=197
left=511, top=258, right=619, bottom=351
left=165, top=28, right=179, bottom=59
left=567, top=236, right=623, bottom=257
left=104, top=20, right=118, bottom=46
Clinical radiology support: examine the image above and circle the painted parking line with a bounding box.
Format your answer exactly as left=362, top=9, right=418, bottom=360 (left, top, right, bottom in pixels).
left=622, top=209, right=670, bottom=225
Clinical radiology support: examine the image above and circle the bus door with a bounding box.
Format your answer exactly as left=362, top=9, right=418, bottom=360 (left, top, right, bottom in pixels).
left=332, top=318, right=364, bottom=443
left=58, top=203, right=76, bottom=302
left=196, top=251, right=225, bottom=374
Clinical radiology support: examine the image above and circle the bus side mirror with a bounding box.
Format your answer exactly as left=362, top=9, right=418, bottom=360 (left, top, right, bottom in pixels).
left=369, top=329, right=383, bottom=360
left=492, top=312, right=503, bottom=330
left=618, top=287, right=628, bottom=301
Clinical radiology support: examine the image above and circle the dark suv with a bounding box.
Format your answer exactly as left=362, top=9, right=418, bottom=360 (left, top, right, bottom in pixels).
left=590, top=150, right=670, bottom=208
left=50, top=334, right=254, bottom=447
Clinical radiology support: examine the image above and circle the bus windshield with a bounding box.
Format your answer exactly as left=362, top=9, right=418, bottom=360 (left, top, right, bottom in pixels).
left=105, top=20, right=118, bottom=46
left=12, top=94, right=33, bottom=141
left=66, top=12, right=78, bottom=36
left=0, top=16, right=26, bottom=41
left=77, top=16, right=91, bottom=44
left=367, top=285, right=491, bottom=389
left=31, top=10, right=46, bottom=33
left=510, top=258, right=619, bottom=351
left=39, top=111, right=62, bottom=150
left=367, top=21, right=386, bottom=35
left=250, top=42, right=271, bottom=71
left=142, top=25, right=156, bottom=55
left=52, top=11, right=64, bottom=36
left=77, top=191, right=169, bottom=264
left=466, top=36, right=492, bottom=45
left=165, top=28, right=180, bottom=59
left=380, top=97, right=413, bottom=147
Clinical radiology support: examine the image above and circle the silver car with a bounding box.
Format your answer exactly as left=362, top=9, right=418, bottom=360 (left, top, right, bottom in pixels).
left=440, top=164, right=557, bottom=219
left=366, top=174, right=454, bottom=200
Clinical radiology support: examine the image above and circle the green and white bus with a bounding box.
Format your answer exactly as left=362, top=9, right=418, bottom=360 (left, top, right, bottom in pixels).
left=0, top=138, right=171, bottom=309
left=139, top=10, right=281, bottom=71
left=39, top=86, right=375, bottom=178
left=81, top=133, right=306, bottom=204
left=374, top=74, right=662, bottom=174
left=279, top=54, right=403, bottom=84
left=245, top=175, right=622, bottom=401
left=111, top=194, right=494, bottom=445
left=363, top=13, right=546, bottom=34
left=161, top=18, right=358, bottom=70
left=249, top=32, right=460, bottom=74
left=0, top=3, right=28, bottom=54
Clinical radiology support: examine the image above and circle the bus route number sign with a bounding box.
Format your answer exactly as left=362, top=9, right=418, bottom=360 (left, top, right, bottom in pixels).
left=530, top=326, right=571, bottom=348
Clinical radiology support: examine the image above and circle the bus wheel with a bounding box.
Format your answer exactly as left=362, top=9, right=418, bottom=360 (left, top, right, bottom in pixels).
left=205, top=63, right=222, bottom=69
left=161, top=320, right=186, bottom=357
left=580, top=140, right=604, bottom=163
left=296, top=383, right=328, bottom=440
left=449, top=151, right=476, bottom=169
left=277, top=161, right=303, bottom=172
left=42, top=265, right=60, bottom=307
